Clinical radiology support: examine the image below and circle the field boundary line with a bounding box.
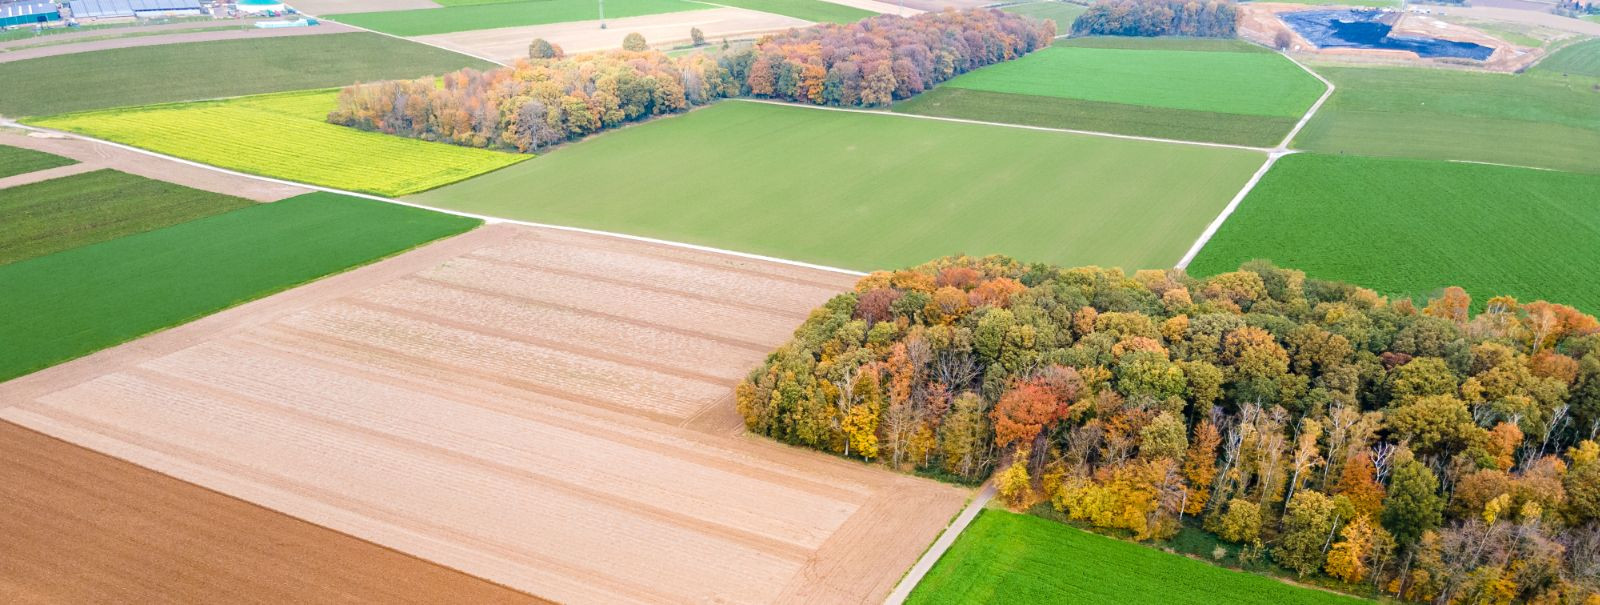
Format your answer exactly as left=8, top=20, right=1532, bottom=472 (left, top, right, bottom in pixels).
left=1173, top=51, right=1332, bottom=270
left=882, top=482, right=995, bottom=605
left=1, top=120, right=868, bottom=278
left=1274, top=51, right=1335, bottom=151
left=735, top=99, right=1276, bottom=153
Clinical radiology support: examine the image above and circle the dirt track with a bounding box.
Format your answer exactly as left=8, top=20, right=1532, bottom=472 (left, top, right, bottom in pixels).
left=418, top=7, right=810, bottom=60
left=0, top=131, right=306, bottom=201
left=0, top=22, right=355, bottom=63
left=0, top=421, right=548, bottom=604
left=0, top=224, right=969, bottom=604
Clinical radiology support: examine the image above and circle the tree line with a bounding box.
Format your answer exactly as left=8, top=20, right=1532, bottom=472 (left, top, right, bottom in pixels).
left=737, top=256, right=1600, bottom=602
left=326, top=9, right=1054, bottom=152
left=1070, top=0, right=1239, bottom=38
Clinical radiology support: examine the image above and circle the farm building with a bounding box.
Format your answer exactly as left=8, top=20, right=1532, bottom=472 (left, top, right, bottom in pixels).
left=0, top=1, right=62, bottom=27
left=67, top=0, right=202, bottom=19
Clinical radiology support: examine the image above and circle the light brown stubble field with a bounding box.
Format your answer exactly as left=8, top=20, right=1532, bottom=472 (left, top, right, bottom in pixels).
left=0, top=223, right=970, bottom=604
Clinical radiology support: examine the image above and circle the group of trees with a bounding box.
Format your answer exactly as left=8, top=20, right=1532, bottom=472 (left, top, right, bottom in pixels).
left=1070, top=0, right=1239, bottom=37
left=327, top=9, right=1053, bottom=152
left=737, top=256, right=1600, bottom=602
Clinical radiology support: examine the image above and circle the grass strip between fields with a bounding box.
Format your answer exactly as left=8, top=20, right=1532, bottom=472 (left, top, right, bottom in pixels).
left=0, top=169, right=254, bottom=266
left=1188, top=153, right=1600, bottom=314
left=0, top=33, right=497, bottom=117
left=29, top=90, right=530, bottom=197
left=907, top=509, right=1369, bottom=604
left=893, top=87, right=1293, bottom=147
left=0, top=143, right=75, bottom=179
left=0, top=192, right=480, bottom=382
left=326, top=0, right=712, bottom=36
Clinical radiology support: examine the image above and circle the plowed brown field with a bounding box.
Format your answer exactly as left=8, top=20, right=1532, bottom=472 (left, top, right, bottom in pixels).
left=0, top=421, right=547, bottom=604
left=0, top=224, right=970, bottom=604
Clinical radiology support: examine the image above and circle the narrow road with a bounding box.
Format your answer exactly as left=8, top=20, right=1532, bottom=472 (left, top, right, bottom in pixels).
left=1173, top=49, right=1336, bottom=270
left=882, top=482, right=996, bottom=605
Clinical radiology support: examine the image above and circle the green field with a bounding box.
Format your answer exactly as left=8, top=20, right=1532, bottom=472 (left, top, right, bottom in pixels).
left=326, top=0, right=709, bottom=36
left=908, top=509, right=1368, bottom=605
left=896, top=37, right=1323, bottom=146
left=1535, top=37, right=1600, bottom=78
left=1000, top=1, right=1086, bottom=29
left=0, top=33, right=495, bottom=118
left=0, top=169, right=253, bottom=266
left=0, top=193, right=478, bottom=381
left=31, top=90, right=529, bottom=197
left=1242, top=0, right=1399, bottom=6
left=412, top=101, right=1265, bottom=271
left=1293, top=64, right=1600, bottom=174
left=1188, top=153, right=1600, bottom=313
left=0, top=144, right=75, bottom=179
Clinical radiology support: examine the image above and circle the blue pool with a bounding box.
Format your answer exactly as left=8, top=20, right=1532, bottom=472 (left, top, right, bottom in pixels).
left=1281, top=9, right=1495, bottom=60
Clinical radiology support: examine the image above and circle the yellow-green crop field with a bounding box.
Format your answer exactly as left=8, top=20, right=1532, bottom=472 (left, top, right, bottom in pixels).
left=30, top=90, right=529, bottom=197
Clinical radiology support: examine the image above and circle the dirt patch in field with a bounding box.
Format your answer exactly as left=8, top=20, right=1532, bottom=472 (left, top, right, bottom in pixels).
left=0, top=421, right=548, bottom=604
left=418, top=7, right=809, bottom=60
left=0, top=22, right=356, bottom=63
left=816, top=0, right=922, bottom=15
left=1241, top=3, right=1543, bottom=72
left=0, top=224, right=970, bottom=605
left=0, top=132, right=306, bottom=201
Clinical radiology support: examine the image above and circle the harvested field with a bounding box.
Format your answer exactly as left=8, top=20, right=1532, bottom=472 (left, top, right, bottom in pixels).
left=0, top=131, right=308, bottom=201
left=420, top=7, right=812, bottom=60
left=0, top=224, right=970, bottom=605
left=0, top=421, right=547, bottom=604
left=325, top=0, right=708, bottom=36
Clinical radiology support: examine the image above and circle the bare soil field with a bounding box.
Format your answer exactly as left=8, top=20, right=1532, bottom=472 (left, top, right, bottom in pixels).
left=0, top=131, right=306, bottom=201
left=896, top=0, right=987, bottom=10
left=0, top=224, right=970, bottom=605
left=1241, top=3, right=1543, bottom=71
left=816, top=0, right=921, bottom=15
left=1441, top=5, right=1600, bottom=35
left=0, top=23, right=356, bottom=63
left=418, top=7, right=810, bottom=60
left=0, top=421, right=548, bottom=604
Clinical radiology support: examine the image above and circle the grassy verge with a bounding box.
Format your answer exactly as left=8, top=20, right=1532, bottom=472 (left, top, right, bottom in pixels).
left=0, top=169, right=253, bottom=266
left=0, top=192, right=479, bottom=381
left=326, top=0, right=710, bottom=36
left=0, top=143, right=75, bottom=179
left=0, top=33, right=496, bottom=117
left=1188, top=153, right=1600, bottom=313
left=411, top=100, right=1265, bottom=271
left=30, top=90, right=529, bottom=197
left=906, top=509, right=1369, bottom=604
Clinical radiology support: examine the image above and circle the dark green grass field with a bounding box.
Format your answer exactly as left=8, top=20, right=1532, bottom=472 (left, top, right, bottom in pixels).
left=0, top=33, right=495, bottom=117
left=1535, top=38, right=1600, bottom=78
left=326, top=0, right=710, bottom=36
left=411, top=101, right=1265, bottom=271
left=0, top=193, right=478, bottom=381
left=908, top=509, right=1368, bottom=605
left=897, top=37, right=1322, bottom=146
left=0, top=144, right=75, bottom=179
left=1188, top=153, right=1600, bottom=313
left=1001, top=1, right=1086, bottom=30
left=1293, top=64, right=1600, bottom=173
left=0, top=169, right=253, bottom=266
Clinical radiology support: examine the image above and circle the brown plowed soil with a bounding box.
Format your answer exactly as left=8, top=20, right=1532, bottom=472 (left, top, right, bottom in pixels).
left=0, top=224, right=970, bottom=604
left=0, top=421, right=548, bottom=605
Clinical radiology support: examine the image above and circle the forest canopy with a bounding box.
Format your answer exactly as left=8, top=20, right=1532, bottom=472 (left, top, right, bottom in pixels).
left=326, top=9, right=1054, bottom=152
left=738, top=256, right=1600, bottom=603
left=1070, top=0, right=1239, bottom=38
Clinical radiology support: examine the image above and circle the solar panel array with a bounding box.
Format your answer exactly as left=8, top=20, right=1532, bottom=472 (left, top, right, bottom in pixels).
left=68, top=0, right=202, bottom=18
